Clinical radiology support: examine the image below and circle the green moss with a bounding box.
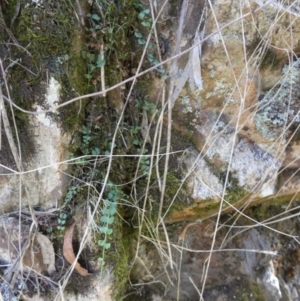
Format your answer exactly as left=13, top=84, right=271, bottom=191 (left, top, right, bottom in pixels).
left=260, top=47, right=285, bottom=70
left=179, top=199, right=224, bottom=221
left=164, top=173, right=184, bottom=200
left=225, top=184, right=248, bottom=204
left=17, top=5, right=71, bottom=57
left=1, top=0, right=88, bottom=163
left=4, top=0, right=17, bottom=24
left=3, top=0, right=169, bottom=298
left=164, top=167, right=249, bottom=222
left=111, top=221, right=136, bottom=300
left=12, top=1, right=87, bottom=133
left=249, top=284, right=265, bottom=301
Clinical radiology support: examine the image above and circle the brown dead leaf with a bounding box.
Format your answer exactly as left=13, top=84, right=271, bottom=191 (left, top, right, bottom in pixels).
left=63, top=222, right=89, bottom=276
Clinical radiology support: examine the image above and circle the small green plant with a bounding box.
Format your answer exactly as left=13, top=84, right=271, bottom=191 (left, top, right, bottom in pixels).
left=57, top=212, right=67, bottom=231
left=92, top=147, right=101, bottom=156
left=81, top=125, right=92, bottom=151
left=82, top=125, right=92, bottom=141
left=147, top=53, right=166, bottom=75
left=138, top=8, right=151, bottom=27
left=79, top=124, right=102, bottom=157
left=137, top=148, right=150, bottom=175
left=98, top=202, right=117, bottom=250
left=134, top=29, right=146, bottom=45
left=81, top=50, right=105, bottom=82
left=64, top=185, right=80, bottom=205
left=134, top=4, right=167, bottom=76
left=133, top=8, right=152, bottom=45
left=104, top=142, right=116, bottom=156
left=130, top=125, right=142, bottom=136
left=135, top=98, right=157, bottom=114
left=91, top=13, right=101, bottom=22
left=97, top=183, right=121, bottom=274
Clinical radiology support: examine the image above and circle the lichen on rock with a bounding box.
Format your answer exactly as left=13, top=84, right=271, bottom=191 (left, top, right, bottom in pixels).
left=255, top=59, right=300, bottom=141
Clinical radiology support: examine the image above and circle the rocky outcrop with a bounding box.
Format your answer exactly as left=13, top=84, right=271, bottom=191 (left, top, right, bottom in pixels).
left=2, top=0, right=300, bottom=300
left=131, top=202, right=300, bottom=301
left=0, top=77, right=70, bottom=213
left=129, top=0, right=300, bottom=300
left=149, top=0, right=300, bottom=201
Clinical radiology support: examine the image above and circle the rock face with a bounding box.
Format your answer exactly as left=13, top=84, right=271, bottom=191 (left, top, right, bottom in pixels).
left=29, top=77, right=71, bottom=207
left=128, top=0, right=300, bottom=300
left=255, top=60, right=300, bottom=142
left=0, top=1, right=106, bottom=300
left=0, top=216, right=56, bottom=275
left=2, top=0, right=300, bottom=300
left=0, top=216, right=56, bottom=300
left=131, top=204, right=300, bottom=301
left=149, top=0, right=300, bottom=200
left=0, top=76, right=70, bottom=212
left=0, top=214, right=114, bottom=301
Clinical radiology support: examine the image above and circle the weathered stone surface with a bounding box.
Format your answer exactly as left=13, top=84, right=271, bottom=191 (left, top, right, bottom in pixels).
left=129, top=0, right=300, bottom=300
left=62, top=271, right=113, bottom=301
left=0, top=77, right=70, bottom=212
left=255, top=60, right=300, bottom=142
left=148, top=0, right=300, bottom=204
left=2, top=0, right=300, bottom=300
left=0, top=216, right=55, bottom=275
left=28, top=77, right=71, bottom=207
left=0, top=216, right=56, bottom=300
left=183, top=148, right=224, bottom=200
left=131, top=209, right=300, bottom=301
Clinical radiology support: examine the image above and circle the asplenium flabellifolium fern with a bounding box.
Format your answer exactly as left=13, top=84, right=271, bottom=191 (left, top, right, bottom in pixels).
left=98, top=183, right=120, bottom=273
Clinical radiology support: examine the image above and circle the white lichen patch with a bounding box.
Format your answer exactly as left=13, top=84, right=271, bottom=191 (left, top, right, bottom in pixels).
left=182, top=149, right=224, bottom=200
left=196, top=111, right=280, bottom=196
left=255, top=59, right=300, bottom=141
left=27, top=77, right=70, bottom=207
left=231, top=138, right=279, bottom=195
left=180, top=95, right=193, bottom=113
left=33, top=77, right=60, bottom=128
left=29, top=0, right=44, bottom=8
left=0, top=76, right=70, bottom=210
left=259, top=263, right=282, bottom=301
left=205, top=78, right=236, bottom=103
left=209, top=32, right=222, bottom=47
